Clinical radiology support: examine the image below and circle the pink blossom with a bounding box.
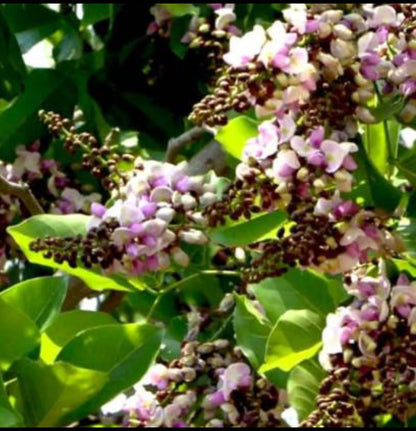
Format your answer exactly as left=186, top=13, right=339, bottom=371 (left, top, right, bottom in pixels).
left=272, top=149, right=300, bottom=179
left=224, top=25, right=266, bottom=67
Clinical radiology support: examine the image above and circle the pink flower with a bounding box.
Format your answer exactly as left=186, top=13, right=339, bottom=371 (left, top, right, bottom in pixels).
left=143, top=364, right=170, bottom=390
left=91, top=202, right=106, bottom=218
left=224, top=25, right=266, bottom=67
left=282, top=47, right=309, bottom=74
left=272, top=150, right=300, bottom=179
left=368, top=5, right=398, bottom=28
left=244, top=121, right=279, bottom=160
left=278, top=115, right=296, bottom=143
left=320, top=140, right=357, bottom=173
left=219, top=363, right=252, bottom=400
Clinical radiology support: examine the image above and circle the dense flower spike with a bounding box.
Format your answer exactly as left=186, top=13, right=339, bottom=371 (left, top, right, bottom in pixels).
left=205, top=116, right=400, bottom=281
left=190, top=4, right=416, bottom=129
left=38, top=110, right=131, bottom=191
left=112, top=339, right=287, bottom=427
left=182, top=4, right=240, bottom=80
left=30, top=159, right=222, bottom=275
left=0, top=143, right=101, bottom=282
left=302, top=265, right=416, bottom=427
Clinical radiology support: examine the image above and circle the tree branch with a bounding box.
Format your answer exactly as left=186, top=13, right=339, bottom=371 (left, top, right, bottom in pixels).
left=100, top=291, right=126, bottom=313
left=185, top=140, right=227, bottom=176
left=166, top=127, right=209, bottom=163
left=0, top=175, right=44, bottom=215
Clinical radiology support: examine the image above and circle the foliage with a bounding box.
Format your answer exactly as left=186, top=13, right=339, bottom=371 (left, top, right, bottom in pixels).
left=0, top=3, right=416, bottom=429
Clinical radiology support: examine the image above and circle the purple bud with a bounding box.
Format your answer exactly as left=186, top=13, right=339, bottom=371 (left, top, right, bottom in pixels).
left=305, top=19, right=319, bottom=33
left=175, top=176, right=191, bottom=193
left=145, top=255, right=160, bottom=271
left=41, top=159, right=56, bottom=170
left=307, top=151, right=326, bottom=167
left=129, top=222, right=144, bottom=236
left=141, top=201, right=157, bottom=218
left=309, top=126, right=324, bottom=148
left=360, top=65, right=379, bottom=80
left=91, top=202, right=106, bottom=218
left=143, top=235, right=157, bottom=248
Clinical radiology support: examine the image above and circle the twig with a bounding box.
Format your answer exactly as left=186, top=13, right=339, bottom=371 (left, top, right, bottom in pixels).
left=166, top=127, right=209, bottom=163
left=0, top=175, right=44, bottom=215
left=62, top=276, right=95, bottom=311
left=185, top=140, right=227, bottom=176
left=100, top=291, right=126, bottom=313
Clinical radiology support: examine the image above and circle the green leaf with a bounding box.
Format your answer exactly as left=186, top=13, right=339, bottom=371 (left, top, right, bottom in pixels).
left=233, top=295, right=272, bottom=369
left=2, top=4, right=62, bottom=53
left=7, top=214, right=136, bottom=292
left=0, top=297, right=40, bottom=369
left=0, top=276, right=67, bottom=331
left=0, top=69, right=76, bottom=161
left=353, top=142, right=402, bottom=212
left=252, top=268, right=345, bottom=324
left=13, top=359, right=108, bottom=427
left=160, top=4, right=199, bottom=17
left=396, top=218, right=416, bottom=263
left=56, top=323, right=162, bottom=422
left=363, top=122, right=388, bottom=175
left=397, top=146, right=416, bottom=187
left=369, top=94, right=405, bottom=123
left=40, top=310, right=116, bottom=364
left=287, top=357, right=326, bottom=421
left=391, top=258, right=416, bottom=279
left=82, top=4, right=111, bottom=26
left=0, top=8, right=26, bottom=100
left=261, top=310, right=324, bottom=373
left=216, top=116, right=259, bottom=160
left=209, top=210, right=287, bottom=247
left=0, top=372, right=23, bottom=427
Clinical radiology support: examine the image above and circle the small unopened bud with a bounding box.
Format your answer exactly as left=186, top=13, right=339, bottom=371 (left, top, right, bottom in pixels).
left=171, top=247, right=190, bottom=267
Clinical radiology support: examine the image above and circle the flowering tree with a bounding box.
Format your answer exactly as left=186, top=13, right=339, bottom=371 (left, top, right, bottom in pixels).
left=1, top=3, right=416, bottom=428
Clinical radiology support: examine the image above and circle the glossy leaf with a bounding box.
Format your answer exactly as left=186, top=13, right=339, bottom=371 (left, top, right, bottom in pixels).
left=363, top=122, right=388, bottom=175
left=82, top=4, right=112, bottom=26
left=261, top=309, right=324, bottom=373
left=7, top=214, right=136, bottom=292
left=160, top=4, right=199, bottom=17
left=209, top=210, right=287, bottom=247
left=287, top=357, right=326, bottom=421
left=2, top=4, right=62, bottom=53
left=397, top=146, right=416, bottom=187
left=0, top=297, right=40, bottom=369
left=40, top=310, right=116, bottom=364
left=0, top=69, right=76, bottom=161
left=353, top=143, right=402, bottom=212
left=13, top=359, right=108, bottom=427
left=252, top=268, right=346, bottom=324
left=0, top=8, right=26, bottom=100
left=57, top=323, right=162, bottom=421
left=215, top=116, right=259, bottom=160
left=0, top=276, right=67, bottom=330
left=233, top=295, right=272, bottom=369
left=0, top=372, right=23, bottom=427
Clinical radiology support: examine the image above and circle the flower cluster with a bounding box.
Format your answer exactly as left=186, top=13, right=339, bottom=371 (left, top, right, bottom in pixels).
left=303, top=265, right=416, bottom=427
left=115, top=339, right=286, bottom=427
left=0, top=142, right=101, bottom=282
left=30, top=159, right=222, bottom=275
left=190, top=4, right=416, bottom=129
left=182, top=4, right=240, bottom=79
left=205, top=117, right=399, bottom=281
left=39, top=110, right=132, bottom=191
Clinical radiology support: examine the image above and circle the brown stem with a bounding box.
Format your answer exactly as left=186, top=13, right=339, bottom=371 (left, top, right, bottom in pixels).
left=185, top=140, right=227, bottom=176
left=100, top=291, right=126, bottom=313
left=0, top=175, right=44, bottom=215
left=165, top=127, right=209, bottom=163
